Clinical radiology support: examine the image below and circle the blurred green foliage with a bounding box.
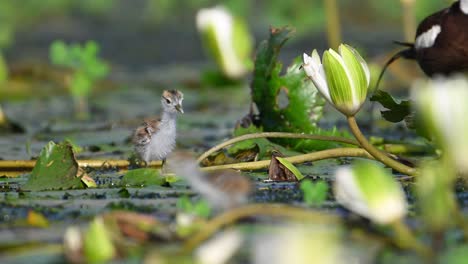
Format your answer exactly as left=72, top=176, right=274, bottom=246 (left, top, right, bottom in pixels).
left=300, top=179, right=329, bottom=206
left=0, top=0, right=452, bottom=50
left=0, top=0, right=114, bottom=49
left=251, top=27, right=352, bottom=151
left=177, top=195, right=212, bottom=218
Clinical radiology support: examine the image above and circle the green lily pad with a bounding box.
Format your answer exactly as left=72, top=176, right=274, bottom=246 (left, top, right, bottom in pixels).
left=122, top=168, right=166, bottom=187
left=23, top=141, right=85, bottom=191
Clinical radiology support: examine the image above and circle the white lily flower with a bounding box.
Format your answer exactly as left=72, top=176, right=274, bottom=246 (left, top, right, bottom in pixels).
left=412, top=75, right=468, bottom=174
left=334, top=161, right=407, bottom=225
left=302, top=44, right=370, bottom=116
left=196, top=6, right=252, bottom=79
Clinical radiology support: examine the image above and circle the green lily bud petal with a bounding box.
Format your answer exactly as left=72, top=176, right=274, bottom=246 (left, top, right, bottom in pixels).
left=412, top=75, right=468, bottom=175
left=84, top=217, right=115, bottom=263
left=196, top=6, right=253, bottom=79
left=334, top=161, right=407, bottom=225
left=416, top=161, right=457, bottom=231
left=303, top=44, right=370, bottom=116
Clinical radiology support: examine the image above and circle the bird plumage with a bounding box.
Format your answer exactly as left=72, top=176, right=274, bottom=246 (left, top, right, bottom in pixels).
left=132, top=90, right=183, bottom=164
left=375, top=0, right=468, bottom=90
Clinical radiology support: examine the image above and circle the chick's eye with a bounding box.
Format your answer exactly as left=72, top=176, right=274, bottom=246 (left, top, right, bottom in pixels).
left=165, top=98, right=171, bottom=104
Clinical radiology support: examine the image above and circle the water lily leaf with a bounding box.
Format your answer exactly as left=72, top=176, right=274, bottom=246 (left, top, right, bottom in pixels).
left=250, top=27, right=350, bottom=151
left=23, top=141, right=85, bottom=191
left=300, top=179, right=329, bottom=206
left=27, top=210, right=49, bottom=228
left=122, top=168, right=166, bottom=187
left=370, top=90, right=411, bottom=122
left=276, top=157, right=305, bottom=181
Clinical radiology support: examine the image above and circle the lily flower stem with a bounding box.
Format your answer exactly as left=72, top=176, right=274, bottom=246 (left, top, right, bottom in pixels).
left=182, top=203, right=341, bottom=253
left=455, top=205, right=468, bottom=241
left=324, top=0, right=342, bottom=50
left=196, top=132, right=359, bottom=164
left=347, top=116, right=417, bottom=176
left=200, top=147, right=373, bottom=172
left=391, top=219, right=432, bottom=259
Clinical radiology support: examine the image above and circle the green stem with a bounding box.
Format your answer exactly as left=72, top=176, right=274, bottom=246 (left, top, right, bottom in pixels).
left=391, top=219, right=432, bottom=259
left=400, top=0, right=416, bottom=42
left=197, top=132, right=358, bottom=163
left=324, top=0, right=342, bottom=50
left=200, top=147, right=373, bottom=172
left=0, top=104, right=6, bottom=125
left=182, top=203, right=340, bottom=253
left=347, top=116, right=417, bottom=176
left=74, top=96, right=89, bottom=120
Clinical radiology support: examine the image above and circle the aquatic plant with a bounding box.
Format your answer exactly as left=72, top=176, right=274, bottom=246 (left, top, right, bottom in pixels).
left=303, top=43, right=416, bottom=176
left=50, top=40, right=109, bottom=119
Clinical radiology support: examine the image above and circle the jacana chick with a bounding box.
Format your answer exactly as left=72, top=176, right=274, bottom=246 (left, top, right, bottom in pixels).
left=132, top=90, right=184, bottom=167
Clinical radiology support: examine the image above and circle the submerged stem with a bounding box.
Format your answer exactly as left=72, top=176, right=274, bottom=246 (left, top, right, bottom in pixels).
left=347, top=116, right=417, bottom=176
left=197, top=132, right=358, bottom=163
left=182, top=203, right=341, bottom=253
left=391, top=219, right=432, bottom=259
left=200, top=147, right=373, bottom=172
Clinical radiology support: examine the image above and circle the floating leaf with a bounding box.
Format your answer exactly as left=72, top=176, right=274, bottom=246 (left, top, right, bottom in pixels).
left=122, top=168, right=166, bottom=187
left=23, top=141, right=84, bottom=191
left=370, top=90, right=411, bottom=123
left=27, top=210, right=49, bottom=228
left=300, top=179, right=329, bottom=206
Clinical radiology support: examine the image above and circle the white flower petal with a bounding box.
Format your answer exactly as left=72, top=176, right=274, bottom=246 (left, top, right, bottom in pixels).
left=311, top=49, right=321, bottom=65
left=302, top=52, right=332, bottom=103
left=334, top=167, right=370, bottom=219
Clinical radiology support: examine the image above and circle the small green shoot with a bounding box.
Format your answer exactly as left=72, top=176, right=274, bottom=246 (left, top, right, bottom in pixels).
left=49, top=40, right=109, bottom=119
left=300, top=179, right=329, bottom=206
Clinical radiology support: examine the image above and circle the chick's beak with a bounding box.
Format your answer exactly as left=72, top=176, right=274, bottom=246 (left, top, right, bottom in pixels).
left=175, top=104, right=184, bottom=113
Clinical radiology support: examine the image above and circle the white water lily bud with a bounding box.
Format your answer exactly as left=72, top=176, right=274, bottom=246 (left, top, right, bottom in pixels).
left=196, top=6, right=253, bottom=79
left=412, top=75, right=468, bottom=175
left=334, top=161, right=407, bottom=225
left=302, top=44, right=370, bottom=116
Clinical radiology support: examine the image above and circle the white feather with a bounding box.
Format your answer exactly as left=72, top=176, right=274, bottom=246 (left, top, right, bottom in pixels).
left=415, top=25, right=441, bottom=49
left=461, top=0, right=468, bottom=15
